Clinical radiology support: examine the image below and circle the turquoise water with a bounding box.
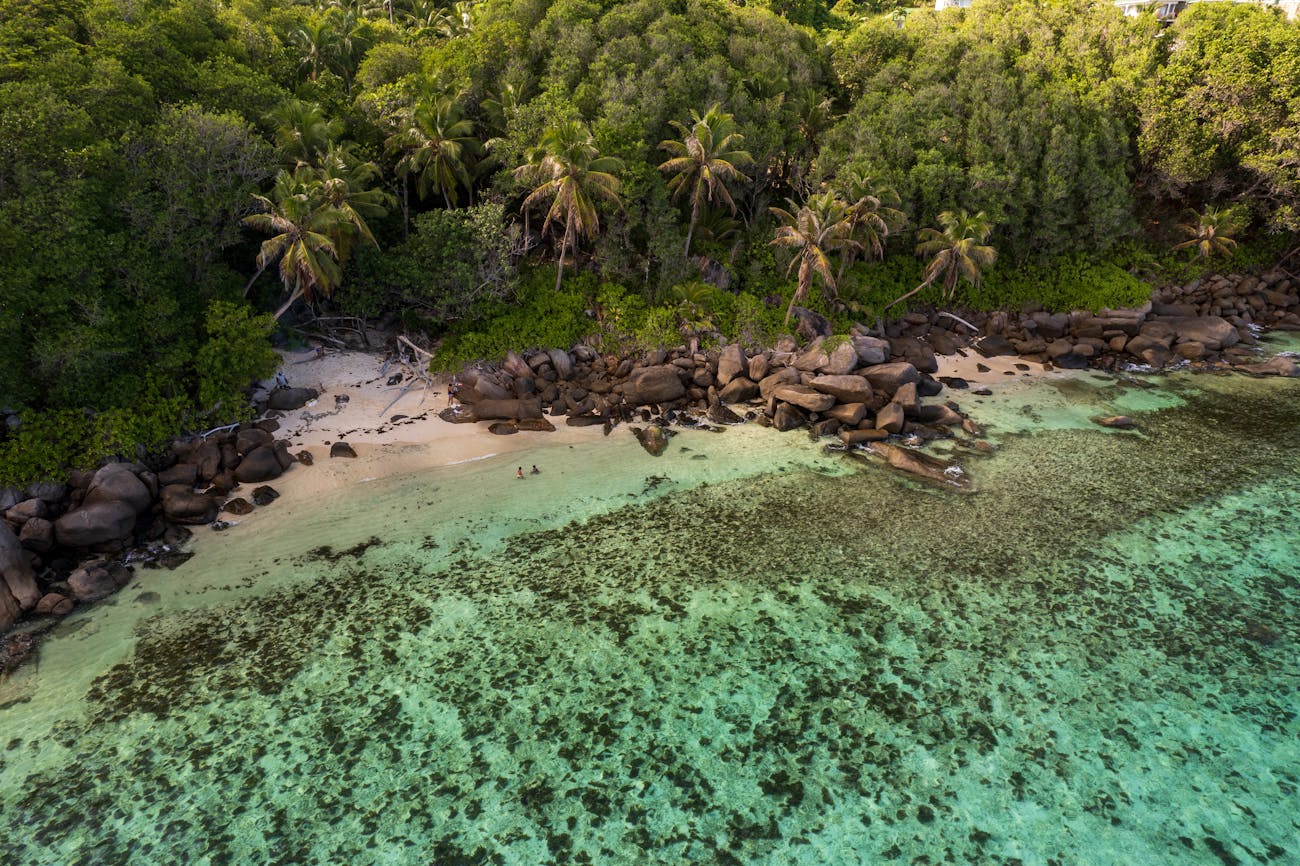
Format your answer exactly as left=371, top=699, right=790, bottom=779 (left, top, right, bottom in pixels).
left=0, top=364, right=1297, bottom=865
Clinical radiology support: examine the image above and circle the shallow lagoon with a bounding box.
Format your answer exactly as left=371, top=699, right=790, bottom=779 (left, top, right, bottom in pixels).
left=1, top=363, right=1297, bottom=865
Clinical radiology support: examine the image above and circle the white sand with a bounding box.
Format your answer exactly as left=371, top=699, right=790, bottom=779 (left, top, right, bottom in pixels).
left=247, top=348, right=606, bottom=508
left=934, top=347, right=1071, bottom=387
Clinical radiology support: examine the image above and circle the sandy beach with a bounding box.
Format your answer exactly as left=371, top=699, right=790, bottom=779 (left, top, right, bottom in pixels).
left=250, top=345, right=1057, bottom=508
left=246, top=348, right=609, bottom=511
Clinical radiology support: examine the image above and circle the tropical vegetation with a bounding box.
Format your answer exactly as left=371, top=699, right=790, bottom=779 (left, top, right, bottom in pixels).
left=2, top=0, right=1298, bottom=482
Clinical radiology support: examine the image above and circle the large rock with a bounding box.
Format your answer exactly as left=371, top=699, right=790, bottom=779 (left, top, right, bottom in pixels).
left=851, top=336, right=890, bottom=366
left=267, top=387, right=318, bottom=411
left=18, top=517, right=54, bottom=553
left=192, top=442, right=222, bottom=481
left=810, top=375, right=872, bottom=404
left=747, top=353, right=770, bottom=382
left=875, top=402, right=905, bottom=434
left=890, top=337, right=939, bottom=374
left=35, top=593, right=74, bottom=616
left=55, top=501, right=137, bottom=548
left=548, top=349, right=574, bottom=379
left=825, top=403, right=867, bottom=426
left=893, top=382, right=919, bottom=415
left=157, top=463, right=198, bottom=488
left=161, top=487, right=220, bottom=525
left=85, top=463, right=152, bottom=514
left=793, top=338, right=829, bottom=372
left=771, top=402, right=807, bottom=431
left=631, top=425, right=672, bottom=456
left=1, top=521, right=40, bottom=616
left=472, top=398, right=544, bottom=421
left=758, top=367, right=800, bottom=399
left=5, top=498, right=47, bottom=525
left=718, top=376, right=759, bottom=404
left=1160, top=316, right=1240, bottom=350
left=862, top=362, right=920, bottom=392
left=974, top=335, right=1018, bottom=358
left=623, top=366, right=686, bottom=405
left=471, top=376, right=512, bottom=401
left=68, top=562, right=131, bottom=603
left=823, top=340, right=859, bottom=375
left=1237, top=356, right=1300, bottom=377
left=233, top=446, right=283, bottom=483
left=840, top=428, right=888, bottom=445
left=864, top=442, right=971, bottom=490
left=330, top=441, right=358, bottom=459
left=235, top=427, right=274, bottom=456
left=716, top=344, right=747, bottom=386
left=773, top=385, right=836, bottom=413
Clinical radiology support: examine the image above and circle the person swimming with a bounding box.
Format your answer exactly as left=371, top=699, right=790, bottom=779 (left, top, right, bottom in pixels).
left=531, top=465, right=540, bottom=474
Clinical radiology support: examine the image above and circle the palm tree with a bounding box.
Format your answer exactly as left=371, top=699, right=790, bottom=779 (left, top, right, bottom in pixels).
left=886, top=209, right=997, bottom=312
left=314, top=143, right=394, bottom=261
left=388, top=94, right=481, bottom=209
left=769, top=191, right=859, bottom=326
left=834, top=168, right=905, bottom=282
left=289, top=18, right=340, bottom=83
left=514, top=120, right=624, bottom=292
left=267, top=99, right=344, bottom=168
left=1174, top=206, right=1240, bottom=260
left=658, top=104, right=752, bottom=259
left=242, top=171, right=349, bottom=319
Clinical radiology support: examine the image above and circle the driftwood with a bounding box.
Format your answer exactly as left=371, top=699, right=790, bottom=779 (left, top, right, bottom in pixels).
left=379, top=336, right=437, bottom=417
left=937, top=311, right=979, bottom=333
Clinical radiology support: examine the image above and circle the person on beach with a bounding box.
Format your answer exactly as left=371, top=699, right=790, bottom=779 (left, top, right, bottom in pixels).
left=448, top=376, right=460, bottom=408
left=517, top=467, right=524, bottom=479
left=531, top=465, right=540, bottom=474
left=274, top=370, right=288, bottom=388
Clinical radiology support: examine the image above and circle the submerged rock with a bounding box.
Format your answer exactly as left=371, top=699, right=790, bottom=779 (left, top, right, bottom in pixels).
left=631, top=425, right=672, bottom=456
left=1093, top=415, right=1137, bottom=430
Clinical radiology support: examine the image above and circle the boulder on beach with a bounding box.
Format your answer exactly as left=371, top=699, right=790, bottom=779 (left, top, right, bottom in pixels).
left=773, top=385, right=836, bottom=413
left=35, top=592, right=74, bottom=616
left=157, top=463, right=198, bottom=488
left=1, top=521, right=40, bottom=627
left=1160, top=316, right=1240, bottom=350
left=810, top=374, right=872, bottom=404
left=18, top=517, right=54, bottom=553
left=862, top=362, right=920, bottom=392
left=716, top=344, right=747, bottom=386
left=223, top=498, right=255, bottom=515
left=875, top=402, right=905, bottom=434
left=252, top=486, right=280, bottom=506
left=161, top=487, right=220, bottom=524
left=267, top=387, right=318, bottom=411
left=758, top=367, right=800, bottom=399
left=55, top=501, right=137, bottom=548
left=235, top=427, right=273, bottom=456
left=623, top=366, right=687, bottom=405
left=330, top=441, right=358, bottom=459
left=234, top=446, right=283, bottom=483
left=68, top=562, right=132, bottom=603
left=840, top=428, right=888, bottom=445
left=85, top=463, right=152, bottom=514
left=851, top=336, right=890, bottom=366
left=719, top=376, right=759, bottom=404
left=772, top=402, right=807, bottom=431
left=471, top=398, right=544, bottom=421
left=1093, top=415, right=1136, bottom=429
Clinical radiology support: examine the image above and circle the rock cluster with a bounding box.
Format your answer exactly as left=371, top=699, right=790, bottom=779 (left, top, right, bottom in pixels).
left=447, top=331, right=973, bottom=452
left=974, top=270, right=1300, bottom=372
left=0, top=420, right=298, bottom=632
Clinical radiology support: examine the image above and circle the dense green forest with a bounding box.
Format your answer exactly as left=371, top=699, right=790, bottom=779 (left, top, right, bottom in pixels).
left=1, top=0, right=1298, bottom=481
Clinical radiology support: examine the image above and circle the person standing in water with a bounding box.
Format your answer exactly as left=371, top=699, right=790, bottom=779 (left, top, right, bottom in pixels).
left=517, top=467, right=524, bottom=479
left=531, top=465, right=540, bottom=475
